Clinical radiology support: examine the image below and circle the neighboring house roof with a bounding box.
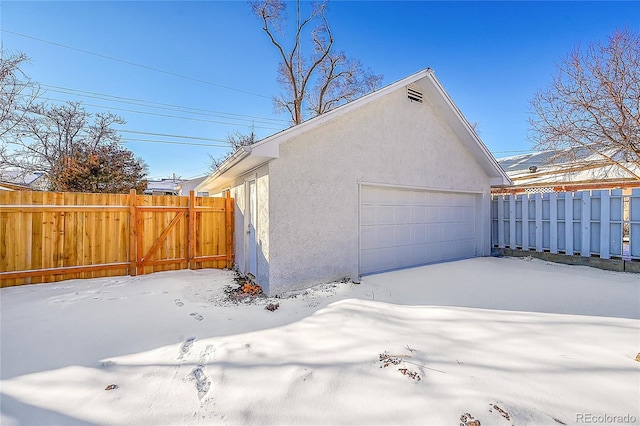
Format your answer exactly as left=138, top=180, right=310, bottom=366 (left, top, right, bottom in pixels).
left=144, top=178, right=184, bottom=195
left=495, top=147, right=640, bottom=193
left=0, top=181, right=31, bottom=191
left=0, top=169, right=49, bottom=190
left=197, top=68, right=511, bottom=191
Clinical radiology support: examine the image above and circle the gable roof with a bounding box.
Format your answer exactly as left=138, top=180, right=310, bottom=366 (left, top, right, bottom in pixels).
left=199, top=68, right=511, bottom=190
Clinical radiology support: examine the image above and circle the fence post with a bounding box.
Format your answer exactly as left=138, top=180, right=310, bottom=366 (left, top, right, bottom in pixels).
left=497, top=195, right=505, bottom=248
left=136, top=194, right=144, bottom=276
left=225, top=190, right=233, bottom=268
left=128, top=189, right=137, bottom=276
left=509, top=195, right=516, bottom=248
left=581, top=191, right=591, bottom=256
left=188, top=190, right=196, bottom=270
left=600, top=190, right=611, bottom=259
left=550, top=192, right=558, bottom=253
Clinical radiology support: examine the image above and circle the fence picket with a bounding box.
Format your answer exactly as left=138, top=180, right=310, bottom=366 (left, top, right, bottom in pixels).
left=550, top=192, right=558, bottom=253
left=565, top=192, right=574, bottom=255
left=509, top=195, right=516, bottom=249
left=535, top=193, right=543, bottom=252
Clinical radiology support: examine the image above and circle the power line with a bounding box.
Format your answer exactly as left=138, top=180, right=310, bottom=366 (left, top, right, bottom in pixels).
left=121, top=137, right=232, bottom=148
left=35, top=95, right=284, bottom=131
left=118, top=130, right=231, bottom=144
left=3, top=29, right=272, bottom=99
left=38, top=83, right=289, bottom=125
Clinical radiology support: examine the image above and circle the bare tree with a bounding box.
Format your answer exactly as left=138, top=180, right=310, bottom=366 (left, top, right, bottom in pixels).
left=252, top=0, right=382, bottom=125
left=2, top=101, right=148, bottom=192
left=0, top=51, right=39, bottom=140
left=529, top=28, right=640, bottom=179
left=208, top=130, right=257, bottom=172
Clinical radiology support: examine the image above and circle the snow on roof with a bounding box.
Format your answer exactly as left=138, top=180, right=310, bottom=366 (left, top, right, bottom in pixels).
left=497, top=147, right=640, bottom=187
left=0, top=169, right=47, bottom=186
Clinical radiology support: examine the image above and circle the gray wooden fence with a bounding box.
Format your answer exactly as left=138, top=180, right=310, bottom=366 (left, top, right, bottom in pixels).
left=491, top=188, right=640, bottom=260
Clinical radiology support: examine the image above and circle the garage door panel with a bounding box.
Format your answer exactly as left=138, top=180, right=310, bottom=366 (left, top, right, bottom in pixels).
left=360, top=206, right=377, bottom=226
left=412, top=224, right=427, bottom=244
left=396, top=206, right=412, bottom=224
left=377, top=206, right=395, bottom=224
left=360, top=186, right=478, bottom=275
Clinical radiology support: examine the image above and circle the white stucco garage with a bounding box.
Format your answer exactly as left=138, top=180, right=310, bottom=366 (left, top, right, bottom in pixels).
left=196, top=69, right=511, bottom=295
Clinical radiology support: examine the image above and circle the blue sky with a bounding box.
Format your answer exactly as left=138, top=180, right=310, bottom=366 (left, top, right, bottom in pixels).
left=2, top=1, right=639, bottom=180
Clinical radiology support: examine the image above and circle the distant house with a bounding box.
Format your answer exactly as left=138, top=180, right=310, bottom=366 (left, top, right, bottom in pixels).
left=176, top=176, right=208, bottom=196
left=494, top=148, right=640, bottom=194
left=0, top=170, right=49, bottom=191
left=195, top=68, right=510, bottom=295
left=143, top=178, right=184, bottom=196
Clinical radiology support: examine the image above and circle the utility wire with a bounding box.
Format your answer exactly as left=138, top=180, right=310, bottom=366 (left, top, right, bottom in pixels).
left=121, top=137, right=232, bottom=148
left=35, top=95, right=284, bottom=130
left=38, top=83, right=289, bottom=124
left=117, top=130, right=232, bottom=144
left=3, top=29, right=272, bottom=99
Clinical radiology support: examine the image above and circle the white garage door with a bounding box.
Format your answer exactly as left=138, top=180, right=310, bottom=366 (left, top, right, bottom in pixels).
left=359, top=185, right=478, bottom=275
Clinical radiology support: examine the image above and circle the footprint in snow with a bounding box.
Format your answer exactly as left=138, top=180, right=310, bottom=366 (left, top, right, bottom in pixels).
left=190, top=312, right=204, bottom=321
left=199, top=344, right=214, bottom=363
left=191, top=365, right=211, bottom=400
left=181, top=337, right=196, bottom=356
left=174, top=299, right=184, bottom=307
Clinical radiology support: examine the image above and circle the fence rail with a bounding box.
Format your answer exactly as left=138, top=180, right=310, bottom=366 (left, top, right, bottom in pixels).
left=491, top=188, right=639, bottom=260
left=0, top=189, right=234, bottom=287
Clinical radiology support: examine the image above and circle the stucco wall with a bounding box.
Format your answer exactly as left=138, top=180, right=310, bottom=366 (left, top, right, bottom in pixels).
left=217, top=164, right=271, bottom=292
left=267, top=76, right=492, bottom=294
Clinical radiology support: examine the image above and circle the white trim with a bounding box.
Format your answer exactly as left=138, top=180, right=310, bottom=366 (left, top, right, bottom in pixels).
left=357, top=181, right=362, bottom=281
left=245, top=178, right=258, bottom=277
left=358, top=180, right=484, bottom=195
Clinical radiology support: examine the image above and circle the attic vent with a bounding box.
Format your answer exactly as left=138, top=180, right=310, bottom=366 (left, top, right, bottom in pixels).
left=407, top=86, right=423, bottom=103
left=529, top=166, right=538, bottom=173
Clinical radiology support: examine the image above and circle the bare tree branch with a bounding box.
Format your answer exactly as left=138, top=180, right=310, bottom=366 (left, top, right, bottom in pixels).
left=0, top=51, right=40, bottom=140
left=529, top=28, right=640, bottom=180
left=251, top=0, right=382, bottom=125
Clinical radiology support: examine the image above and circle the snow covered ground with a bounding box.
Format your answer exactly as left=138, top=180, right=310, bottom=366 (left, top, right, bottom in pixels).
left=1, top=256, right=638, bottom=425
